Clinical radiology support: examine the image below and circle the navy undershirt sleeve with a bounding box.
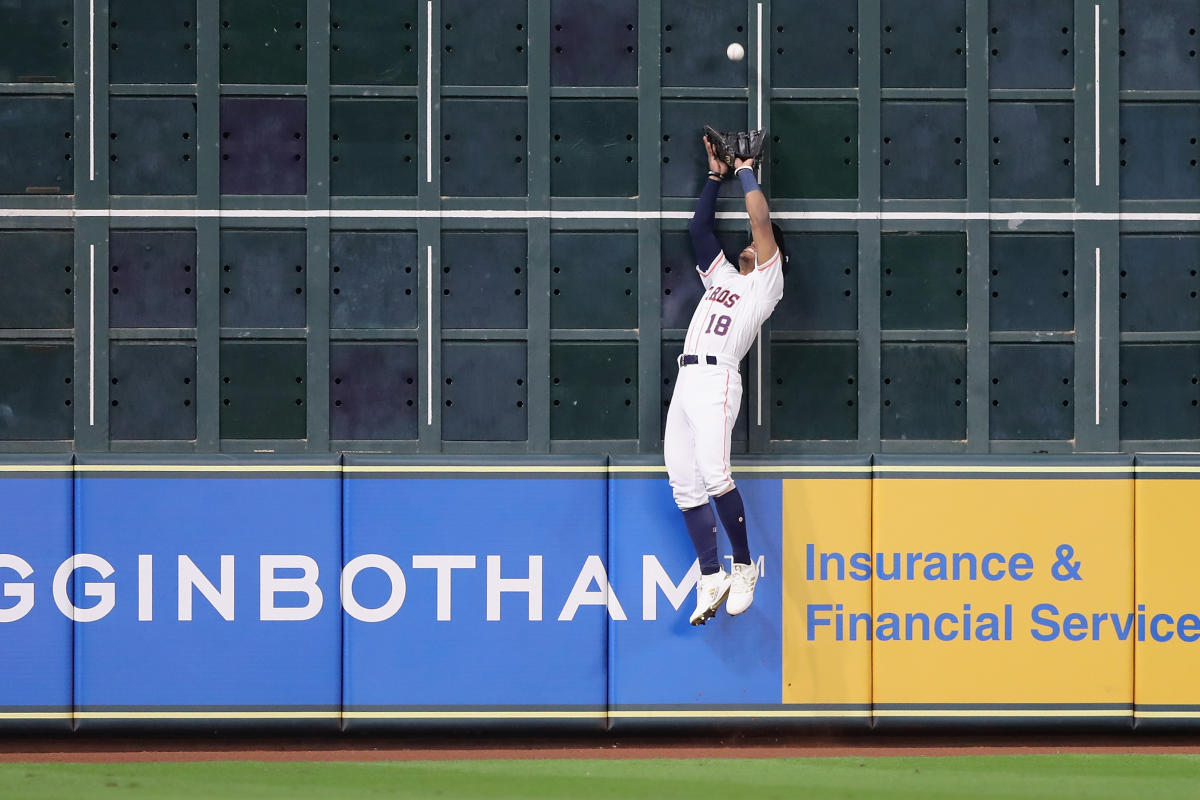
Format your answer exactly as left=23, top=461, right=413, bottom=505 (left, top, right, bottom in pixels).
left=687, top=178, right=723, bottom=271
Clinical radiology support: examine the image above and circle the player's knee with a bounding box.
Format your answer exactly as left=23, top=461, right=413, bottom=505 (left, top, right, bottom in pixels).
left=672, top=485, right=707, bottom=511
left=704, top=476, right=735, bottom=498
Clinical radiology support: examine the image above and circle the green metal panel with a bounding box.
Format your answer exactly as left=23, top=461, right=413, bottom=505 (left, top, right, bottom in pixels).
left=0, top=231, right=74, bottom=329
left=660, top=99, right=746, bottom=198
left=0, top=344, right=73, bottom=441
left=1119, top=103, right=1200, bottom=200
left=880, top=101, right=966, bottom=199
left=329, top=231, right=418, bottom=329
left=0, top=97, right=73, bottom=195
left=441, top=99, right=527, bottom=197
left=987, top=0, right=1073, bottom=89
left=108, top=0, right=195, bottom=84
left=441, top=232, right=527, bottom=330
left=550, top=99, right=638, bottom=197
left=769, top=101, right=858, bottom=200
left=441, top=0, right=527, bottom=86
left=219, top=0, right=307, bottom=85
left=329, top=342, right=418, bottom=441
left=1119, top=344, right=1200, bottom=440
left=880, top=343, right=967, bottom=441
left=108, top=230, right=197, bottom=328
left=330, top=98, right=417, bottom=197
left=550, top=342, right=637, bottom=440
left=772, top=233, right=859, bottom=332
left=550, top=232, right=638, bottom=330
left=0, top=0, right=73, bottom=83
left=660, top=231, right=706, bottom=329
left=442, top=342, right=527, bottom=441
left=880, top=232, right=967, bottom=330
left=988, top=102, right=1074, bottom=199
left=1119, top=235, right=1200, bottom=333
left=770, top=0, right=858, bottom=88
left=219, top=97, right=307, bottom=195
left=989, top=234, right=1074, bottom=332
left=550, top=0, right=637, bottom=87
left=880, top=0, right=965, bottom=88
left=109, top=342, right=196, bottom=440
left=659, top=0, right=746, bottom=88
left=989, top=344, right=1074, bottom=440
left=1118, top=0, right=1200, bottom=90
left=108, top=97, right=197, bottom=196
left=219, top=341, right=307, bottom=440
left=770, top=342, right=858, bottom=441
left=219, top=229, right=307, bottom=328
left=330, top=0, right=418, bottom=85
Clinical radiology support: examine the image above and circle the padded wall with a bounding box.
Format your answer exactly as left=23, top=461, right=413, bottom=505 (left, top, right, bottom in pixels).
left=0, top=1, right=1192, bottom=456
left=73, top=456, right=342, bottom=730
left=1, top=454, right=1199, bottom=732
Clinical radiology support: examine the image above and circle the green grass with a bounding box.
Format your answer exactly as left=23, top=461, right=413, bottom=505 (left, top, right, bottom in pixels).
left=2, top=755, right=1199, bottom=800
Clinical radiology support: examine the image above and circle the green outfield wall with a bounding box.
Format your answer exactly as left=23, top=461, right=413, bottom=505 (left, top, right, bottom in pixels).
left=0, top=1, right=1198, bottom=456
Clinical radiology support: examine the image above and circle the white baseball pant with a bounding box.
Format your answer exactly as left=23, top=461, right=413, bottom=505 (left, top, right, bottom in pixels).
left=663, top=362, right=743, bottom=510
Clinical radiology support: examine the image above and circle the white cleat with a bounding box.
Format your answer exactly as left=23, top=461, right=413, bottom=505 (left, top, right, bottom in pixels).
left=689, top=568, right=732, bottom=626
left=726, top=561, right=758, bottom=616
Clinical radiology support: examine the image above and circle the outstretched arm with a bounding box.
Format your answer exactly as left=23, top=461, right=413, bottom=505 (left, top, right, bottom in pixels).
left=687, top=137, right=729, bottom=272
left=734, top=157, right=778, bottom=264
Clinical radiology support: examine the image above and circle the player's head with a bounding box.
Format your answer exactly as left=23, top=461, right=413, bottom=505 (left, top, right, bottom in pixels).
left=736, top=223, right=788, bottom=276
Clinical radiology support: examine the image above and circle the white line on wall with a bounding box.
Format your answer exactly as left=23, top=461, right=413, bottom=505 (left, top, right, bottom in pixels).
left=1094, top=247, right=1101, bottom=426
left=426, top=0, right=433, bottom=184
left=89, top=244, right=95, bottom=426
left=426, top=244, right=433, bottom=427
left=755, top=336, right=762, bottom=426
left=756, top=3, right=763, bottom=130
left=1094, top=4, right=1101, bottom=187
left=89, top=0, right=95, bottom=181
left=7, top=209, right=1200, bottom=222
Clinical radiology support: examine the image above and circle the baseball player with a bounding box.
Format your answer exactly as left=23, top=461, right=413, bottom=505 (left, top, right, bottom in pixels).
left=666, top=135, right=786, bottom=626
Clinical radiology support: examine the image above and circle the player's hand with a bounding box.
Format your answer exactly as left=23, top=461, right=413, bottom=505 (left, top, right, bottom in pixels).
left=704, top=136, right=729, bottom=178
left=734, top=155, right=754, bottom=171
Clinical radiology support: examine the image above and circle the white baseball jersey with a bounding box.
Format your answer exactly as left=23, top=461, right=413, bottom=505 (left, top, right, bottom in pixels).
left=683, top=248, right=785, bottom=363
left=664, top=246, right=784, bottom=510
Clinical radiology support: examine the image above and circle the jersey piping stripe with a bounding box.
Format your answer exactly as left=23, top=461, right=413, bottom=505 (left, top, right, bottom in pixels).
left=755, top=248, right=781, bottom=272
left=721, top=370, right=732, bottom=486
left=699, top=251, right=724, bottom=277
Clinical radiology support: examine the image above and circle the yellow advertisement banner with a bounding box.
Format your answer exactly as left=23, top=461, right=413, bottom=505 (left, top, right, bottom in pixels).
left=864, top=476, right=1134, bottom=705
left=782, top=477, right=871, bottom=705
left=1136, top=478, right=1200, bottom=708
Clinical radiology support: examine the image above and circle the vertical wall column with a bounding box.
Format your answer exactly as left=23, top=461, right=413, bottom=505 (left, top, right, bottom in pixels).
left=856, top=0, right=882, bottom=453
left=526, top=0, right=551, bottom=454
left=1073, top=0, right=1119, bottom=451
left=637, top=2, right=662, bottom=453
left=194, top=0, right=221, bottom=452
left=416, top=0, right=442, bottom=453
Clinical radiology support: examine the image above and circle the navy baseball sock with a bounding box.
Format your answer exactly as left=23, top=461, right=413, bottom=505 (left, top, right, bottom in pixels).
left=682, top=503, right=721, bottom=575
left=714, top=488, right=751, bottom=565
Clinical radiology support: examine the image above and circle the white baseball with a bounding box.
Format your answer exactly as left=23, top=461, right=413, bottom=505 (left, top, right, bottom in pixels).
left=726, top=42, right=745, bottom=62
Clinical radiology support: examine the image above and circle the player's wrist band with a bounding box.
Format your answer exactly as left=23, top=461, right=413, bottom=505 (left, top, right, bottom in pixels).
left=735, top=165, right=759, bottom=194
left=707, top=170, right=724, bottom=180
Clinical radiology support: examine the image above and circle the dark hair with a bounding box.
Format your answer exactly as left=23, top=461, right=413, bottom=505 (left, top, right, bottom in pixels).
left=771, top=222, right=788, bottom=276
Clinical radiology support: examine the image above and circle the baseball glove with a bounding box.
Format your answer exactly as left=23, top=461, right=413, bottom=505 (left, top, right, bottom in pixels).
left=703, top=125, right=767, bottom=167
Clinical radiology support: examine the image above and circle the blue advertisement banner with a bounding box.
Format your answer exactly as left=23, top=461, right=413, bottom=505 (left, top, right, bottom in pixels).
left=0, top=457, right=73, bottom=729
left=72, top=459, right=342, bottom=725
left=341, top=458, right=608, bottom=726
left=608, top=460, right=783, bottom=721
